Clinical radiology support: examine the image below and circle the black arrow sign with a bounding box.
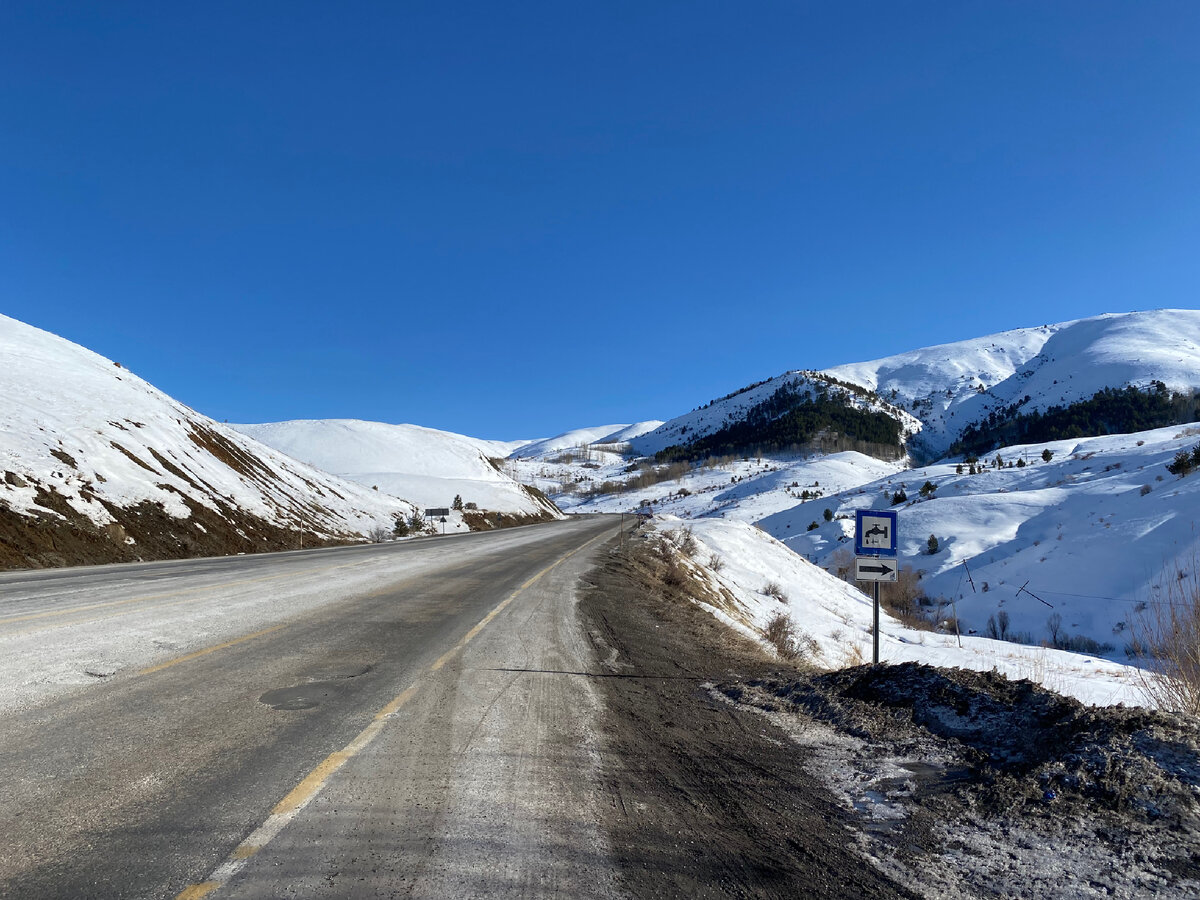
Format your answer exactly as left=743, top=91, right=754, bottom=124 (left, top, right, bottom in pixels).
left=859, top=562, right=894, bottom=576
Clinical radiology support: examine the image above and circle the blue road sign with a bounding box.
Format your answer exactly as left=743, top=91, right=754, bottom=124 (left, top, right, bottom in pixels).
left=855, top=509, right=898, bottom=557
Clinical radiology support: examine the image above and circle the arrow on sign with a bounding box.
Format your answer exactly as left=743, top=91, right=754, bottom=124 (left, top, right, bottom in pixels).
left=859, top=562, right=894, bottom=576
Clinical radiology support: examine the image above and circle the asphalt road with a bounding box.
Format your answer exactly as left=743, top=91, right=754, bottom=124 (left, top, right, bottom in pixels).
left=0, top=515, right=621, bottom=899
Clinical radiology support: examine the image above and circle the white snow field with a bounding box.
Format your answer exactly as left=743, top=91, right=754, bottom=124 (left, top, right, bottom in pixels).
left=508, top=422, right=664, bottom=459
left=233, top=419, right=562, bottom=532
left=0, top=314, right=412, bottom=545
left=765, top=423, right=1200, bottom=650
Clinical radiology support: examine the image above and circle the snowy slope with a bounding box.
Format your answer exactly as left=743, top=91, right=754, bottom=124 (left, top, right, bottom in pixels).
left=765, top=423, right=1200, bottom=652
left=653, top=517, right=1143, bottom=707
left=509, top=422, right=663, bottom=459
left=0, top=314, right=414, bottom=565
left=234, top=419, right=561, bottom=519
left=824, top=309, right=1200, bottom=459
left=629, top=372, right=920, bottom=458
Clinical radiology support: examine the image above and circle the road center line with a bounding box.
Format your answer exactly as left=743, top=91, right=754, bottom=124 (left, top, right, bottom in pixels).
left=175, top=524, right=615, bottom=899
left=134, top=625, right=289, bottom=677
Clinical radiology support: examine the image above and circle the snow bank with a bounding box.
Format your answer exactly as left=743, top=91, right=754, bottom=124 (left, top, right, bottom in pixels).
left=657, top=516, right=1146, bottom=708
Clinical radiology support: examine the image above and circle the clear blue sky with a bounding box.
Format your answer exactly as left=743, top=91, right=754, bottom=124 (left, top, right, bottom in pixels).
left=2, top=2, right=1197, bottom=438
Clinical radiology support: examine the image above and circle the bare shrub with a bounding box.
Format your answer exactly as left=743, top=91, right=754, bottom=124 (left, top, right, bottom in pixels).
left=762, top=580, right=788, bottom=603
left=763, top=611, right=803, bottom=660
left=1133, top=561, right=1200, bottom=715
left=828, top=547, right=854, bottom=584
left=662, top=556, right=687, bottom=588
left=674, top=526, right=698, bottom=558
left=708, top=554, right=724, bottom=573
left=879, top=566, right=937, bottom=631
left=367, top=525, right=391, bottom=543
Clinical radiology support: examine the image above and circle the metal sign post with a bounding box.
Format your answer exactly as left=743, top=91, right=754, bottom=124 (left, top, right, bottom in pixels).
left=854, top=510, right=899, bottom=665
left=425, top=508, right=450, bottom=536
left=874, top=582, right=880, bottom=664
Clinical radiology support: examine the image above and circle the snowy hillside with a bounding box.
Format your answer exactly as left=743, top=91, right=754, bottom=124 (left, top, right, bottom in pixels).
left=0, top=314, right=415, bottom=568
left=766, top=422, right=1200, bottom=652
left=650, top=516, right=1143, bottom=707
left=825, top=309, right=1200, bottom=459
left=509, top=422, right=663, bottom=459
left=630, top=371, right=921, bottom=460
left=233, top=419, right=562, bottom=526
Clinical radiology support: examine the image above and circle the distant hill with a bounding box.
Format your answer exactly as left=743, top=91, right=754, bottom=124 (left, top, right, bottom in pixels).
left=0, top=314, right=414, bottom=569
left=233, top=419, right=562, bottom=523
left=509, top=422, right=663, bottom=460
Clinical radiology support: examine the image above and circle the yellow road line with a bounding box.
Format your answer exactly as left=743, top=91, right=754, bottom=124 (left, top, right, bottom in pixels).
left=176, top=883, right=220, bottom=900
left=176, top=522, right=616, bottom=899
left=134, top=624, right=289, bottom=677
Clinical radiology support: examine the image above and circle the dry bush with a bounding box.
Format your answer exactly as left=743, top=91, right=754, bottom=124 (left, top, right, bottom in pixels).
left=763, top=611, right=811, bottom=661
left=661, top=556, right=687, bottom=588
left=878, top=565, right=939, bottom=631
left=762, top=580, right=788, bottom=603
left=1133, top=562, right=1200, bottom=715
left=654, top=538, right=687, bottom=588
left=828, top=547, right=854, bottom=584
left=708, top=553, right=724, bottom=573
left=673, top=526, right=698, bottom=558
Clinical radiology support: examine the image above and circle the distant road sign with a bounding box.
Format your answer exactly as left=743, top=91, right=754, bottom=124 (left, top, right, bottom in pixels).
left=425, top=508, right=451, bottom=518
left=855, top=556, right=898, bottom=582
left=855, top=509, right=898, bottom=557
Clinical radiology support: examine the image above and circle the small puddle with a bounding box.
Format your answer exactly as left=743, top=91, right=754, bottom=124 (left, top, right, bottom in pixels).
left=258, top=681, right=339, bottom=710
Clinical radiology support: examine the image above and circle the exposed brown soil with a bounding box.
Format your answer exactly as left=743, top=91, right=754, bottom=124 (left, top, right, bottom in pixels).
left=460, top=508, right=559, bottom=531
left=577, top=536, right=919, bottom=899
left=0, top=481, right=354, bottom=571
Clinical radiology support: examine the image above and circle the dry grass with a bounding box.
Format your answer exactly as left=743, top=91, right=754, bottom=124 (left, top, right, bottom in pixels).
left=762, top=580, right=788, bottom=603
left=763, top=614, right=801, bottom=662
left=1133, top=561, right=1200, bottom=715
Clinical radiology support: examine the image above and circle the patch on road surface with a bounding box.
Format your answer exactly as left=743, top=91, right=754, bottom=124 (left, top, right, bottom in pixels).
left=259, top=664, right=373, bottom=711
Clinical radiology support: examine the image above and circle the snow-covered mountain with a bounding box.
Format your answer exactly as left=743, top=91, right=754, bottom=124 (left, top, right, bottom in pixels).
left=629, top=373, right=921, bottom=459
left=0, top=314, right=416, bottom=569
left=233, top=419, right=561, bottom=526
left=825, top=309, right=1200, bottom=458
left=509, top=422, right=663, bottom=460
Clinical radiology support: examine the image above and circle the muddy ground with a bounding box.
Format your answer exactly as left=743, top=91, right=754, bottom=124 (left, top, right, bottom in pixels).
left=581, top=536, right=1200, bottom=899
left=578, top=540, right=920, bottom=899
